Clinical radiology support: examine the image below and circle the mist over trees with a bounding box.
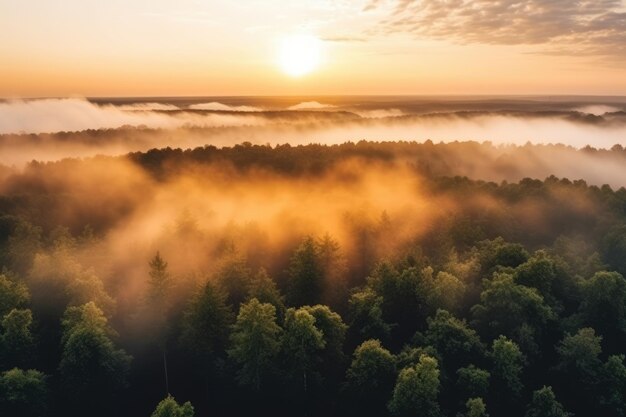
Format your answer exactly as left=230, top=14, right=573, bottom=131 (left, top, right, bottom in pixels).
left=2, top=141, right=626, bottom=416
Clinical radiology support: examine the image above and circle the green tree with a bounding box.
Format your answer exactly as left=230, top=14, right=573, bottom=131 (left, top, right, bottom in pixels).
left=471, top=273, right=554, bottom=354
left=554, top=327, right=602, bottom=413
left=600, top=355, right=626, bottom=416
left=388, top=354, right=441, bottom=417
left=317, top=233, right=348, bottom=306
left=0, top=368, right=47, bottom=417
left=514, top=251, right=572, bottom=312
left=228, top=298, right=281, bottom=391
left=457, top=365, right=490, bottom=400
left=146, top=251, right=173, bottom=394
left=430, top=271, right=466, bottom=313
left=301, top=304, right=347, bottom=371
left=0, top=274, right=29, bottom=317
left=348, top=287, right=392, bottom=345
left=7, top=221, right=42, bottom=275
left=181, top=280, right=234, bottom=358
left=579, top=271, right=626, bottom=350
left=151, top=395, right=194, bottom=417
left=281, top=307, right=325, bottom=392
left=344, top=339, right=396, bottom=416
left=147, top=251, right=172, bottom=308
left=463, top=397, right=489, bottom=417
left=246, top=268, right=285, bottom=319
left=214, top=253, right=251, bottom=308
left=1, top=309, right=35, bottom=369
left=59, top=302, right=131, bottom=417
left=490, top=336, right=525, bottom=403
left=425, top=309, right=484, bottom=374
left=556, top=327, right=602, bottom=381
left=287, top=236, right=323, bottom=306
left=525, top=386, right=571, bottom=417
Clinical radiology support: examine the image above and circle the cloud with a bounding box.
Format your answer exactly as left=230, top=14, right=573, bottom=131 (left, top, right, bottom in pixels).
left=362, top=0, right=382, bottom=12
left=188, top=102, right=263, bottom=112
left=375, top=0, right=626, bottom=57
left=287, top=101, right=337, bottom=110
left=322, top=36, right=367, bottom=42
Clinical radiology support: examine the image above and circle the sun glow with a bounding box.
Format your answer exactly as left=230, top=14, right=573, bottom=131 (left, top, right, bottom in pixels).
left=277, top=35, right=322, bottom=77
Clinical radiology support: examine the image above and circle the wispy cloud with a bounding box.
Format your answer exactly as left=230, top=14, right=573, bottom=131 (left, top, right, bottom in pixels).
left=373, top=0, right=626, bottom=58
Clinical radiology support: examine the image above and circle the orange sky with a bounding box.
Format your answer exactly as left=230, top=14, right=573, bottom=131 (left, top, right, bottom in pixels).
left=2, top=0, right=626, bottom=97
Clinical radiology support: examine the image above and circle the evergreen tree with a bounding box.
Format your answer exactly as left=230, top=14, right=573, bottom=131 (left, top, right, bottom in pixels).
left=228, top=298, right=281, bottom=391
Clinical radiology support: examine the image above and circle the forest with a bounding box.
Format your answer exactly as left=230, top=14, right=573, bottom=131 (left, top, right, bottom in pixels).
left=2, top=140, right=626, bottom=417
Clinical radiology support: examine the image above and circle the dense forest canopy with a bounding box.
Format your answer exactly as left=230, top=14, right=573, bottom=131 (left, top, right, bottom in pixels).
left=2, top=141, right=626, bottom=416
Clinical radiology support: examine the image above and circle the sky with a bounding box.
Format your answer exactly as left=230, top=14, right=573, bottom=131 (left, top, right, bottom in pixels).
left=1, top=0, right=626, bottom=97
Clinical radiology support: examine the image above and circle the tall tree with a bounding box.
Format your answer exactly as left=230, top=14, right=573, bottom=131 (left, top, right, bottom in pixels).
left=525, top=386, right=571, bottom=417
left=151, top=395, right=194, bottom=417
left=59, top=302, right=131, bottom=417
left=0, top=368, right=47, bottom=417
left=490, top=336, right=525, bottom=414
left=181, top=281, right=234, bottom=359
left=579, top=271, right=626, bottom=351
left=463, top=397, right=489, bottom=417
left=281, top=307, right=325, bottom=393
left=228, top=298, right=281, bottom=391
left=287, top=236, right=323, bottom=307
left=0, top=309, right=35, bottom=369
left=388, top=354, right=441, bottom=417
left=471, top=273, right=554, bottom=355
left=146, top=251, right=173, bottom=394
left=348, top=287, right=392, bottom=346
left=0, top=274, right=29, bottom=318
left=425, top=309, right=484, bottom=374
left=246, top=268, right=285, bottom=320
left=344, top=339, right=396, bottom=417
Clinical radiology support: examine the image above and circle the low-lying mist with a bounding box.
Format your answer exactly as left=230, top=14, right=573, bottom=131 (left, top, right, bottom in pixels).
left=0, top=141, right=620, bottom=318
left=1, top=97, right=626, bottom=167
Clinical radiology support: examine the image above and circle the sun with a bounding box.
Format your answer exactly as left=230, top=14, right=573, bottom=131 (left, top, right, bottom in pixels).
left=277, top=35, right=323, bottom=77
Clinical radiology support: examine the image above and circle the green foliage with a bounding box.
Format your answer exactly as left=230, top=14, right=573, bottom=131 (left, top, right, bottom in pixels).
left=281, top=307, right=325, bottom=392
left=59, top=302, right=131, bottom=416
left=0, top=368, right=47, bottom=417
left=425, top=309, right=484, bottom=372
left=490, top=336, right=525, bottom=398
left=579, top=271, right=626, bottom=344
left=600, top=355, right=626, bottom=416
left=388, top=354, right=441, bottom=417
left=301, top=304, right=347, bottom=366
left=463, top=397, right=489, bottom=417
left=478, top=238, right=529, bottom=273
left=246, top=268, right=285, bottom=318
left=29, top=247, right=114, bottom=315
left=430, top=271, right=466, bottom=313
left=348, top=287, right=392, bottom=343
left=181, top=281, right=234, bottom=358
left=228, top=298, right=281, bottom=390
left=288, top=236, right=324, bottom=307
left=457, top=365, right=490, bottom=399
left=556, top=327, right=602, bottom=381
left=147, top=251, right=172, bottom=307
left=0, top=274, right=29, bottom=317
left=472, top=273, right=555, bottom=354
left=151, top=395, right=194, bottom=417
left=525, top=386, right=571, bottom=417
left=1, top=309, right=35, bottom=369
left=214, top=252, right=251, bottom=308
left=344, top=339, right=396, bottom=414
